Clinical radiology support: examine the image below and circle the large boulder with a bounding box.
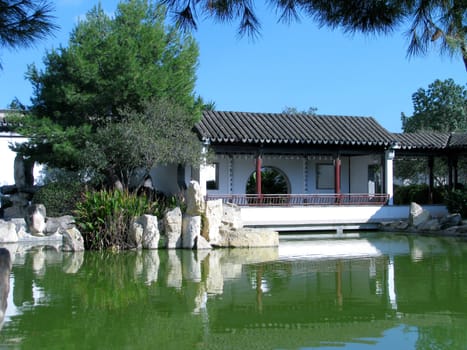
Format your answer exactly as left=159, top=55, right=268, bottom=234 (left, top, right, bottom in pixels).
left=182, top=214, right=201, bottom=249
left=0, top=221, right=18, bottom=243
left=13, top=154, right=34, bottom=189
left=185, top=181, right=204, bottom=216
left=45, top=215, right=75, bottom=235
left=409, top=202, right=431, bottom=227
left=202, top=199, right=223, bottom=245
left=164, top=207, right=182, bottom=249
left=222, top=203, right=243, bottom=230
left=137, top=214, right=160, bottom=249
left=219, top=227, right=279, bottom=248
left=62, top=227, right=85, bottom=252
left=130, top=221, right=144, bottom=249
left=25, top=204, right=46, bottom=236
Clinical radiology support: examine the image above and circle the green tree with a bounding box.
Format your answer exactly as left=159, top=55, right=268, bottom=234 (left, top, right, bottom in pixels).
left=163, top=0, right=467, bottom=71
left=282, top=106, right=318, bottom=115
left=13, top=0, right=202, bottom=188
left=402, top=79, right=467, bottom=132
left=397, top=79, right=467, bottom=186
left=0, top=0, right=57, bottom=68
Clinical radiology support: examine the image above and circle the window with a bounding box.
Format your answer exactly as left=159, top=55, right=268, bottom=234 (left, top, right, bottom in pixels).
left=316, top=163, right=334, bottom=189
left=206, top=163, right=219, bottom=190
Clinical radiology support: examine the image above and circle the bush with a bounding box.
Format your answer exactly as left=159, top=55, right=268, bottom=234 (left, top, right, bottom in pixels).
left=75, top=189, right=175, bottom=250
left=394, top=184, right=445, bottom=205
left=32, top=181, right=85, bottom=217
left=444, top=189, right=467, bottom=218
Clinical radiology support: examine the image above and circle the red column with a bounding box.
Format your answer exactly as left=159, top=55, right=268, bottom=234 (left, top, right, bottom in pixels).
left=334, top=157, right=341, bottom=195
left=256, top=154, right=262, bottom=195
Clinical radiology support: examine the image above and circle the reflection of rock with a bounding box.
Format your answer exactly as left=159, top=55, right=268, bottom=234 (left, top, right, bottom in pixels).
left=62, top=252, right=84, bottom=274
left=143, top=250, right=160, bottom=285
left=182, top=251, right=201, bottom=282
left=31, top=247, right=46, bottom=274
left=205, top=250, right=224, bottom=295
left=166, top=250, right=182, bottom=289
left=0, top=248, right=11, bottom=330
left=192, top=283, right=207, bottom=315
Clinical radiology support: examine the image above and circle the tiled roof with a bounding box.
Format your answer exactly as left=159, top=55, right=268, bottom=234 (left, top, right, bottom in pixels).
left=196, top=111, right=395, bottom=147
left=449, top=133, right=467, bottom=148
left=393, top=132, right=451, bottom=150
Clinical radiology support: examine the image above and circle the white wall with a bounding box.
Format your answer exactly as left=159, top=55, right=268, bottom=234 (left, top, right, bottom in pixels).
left=205, top=154, right=378, bottom=196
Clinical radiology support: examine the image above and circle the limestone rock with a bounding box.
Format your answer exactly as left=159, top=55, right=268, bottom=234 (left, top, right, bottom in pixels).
left=417, top=219, right=441, bottom=232
left=25, top=204, right=46, bottom=236
left=182, top=214, right=201, bottom=249
left=409, top=202, right=431, bottom=227
left=222, top=202, right=243, bottom=230
left=440, top=213, right=462, bottom=229
left=220, top=227, right=279, bottom=248
left=137, top=214, right=160, bottom=249
left=45, top=215, right=75, bottom=235
left=202, top=199, right=223, bottom=245
left=164, top=207, right=182, bottom=249
left=14, top=154, right=34, bottom=189
left=130, top=221, right=144, bottom=249
left=62, top=227, right=85, bottom=252
left=195, top=235, right=212, bottom=250
left=186, top=181, right=204, bottom=216
left=0, top=221, right=18, bottom=243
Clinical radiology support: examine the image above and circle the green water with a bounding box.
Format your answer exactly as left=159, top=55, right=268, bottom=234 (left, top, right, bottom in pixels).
left=0, top=233, right=467, bottom=349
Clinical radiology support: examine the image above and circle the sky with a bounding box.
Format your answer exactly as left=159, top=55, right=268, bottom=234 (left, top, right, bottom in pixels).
left=0, top=0, right=465, bottom=133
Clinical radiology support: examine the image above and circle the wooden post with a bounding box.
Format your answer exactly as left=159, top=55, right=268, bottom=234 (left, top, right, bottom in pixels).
left=256, top=154, right=262, bottom=195
left=428, top=156, right=434, bottom=204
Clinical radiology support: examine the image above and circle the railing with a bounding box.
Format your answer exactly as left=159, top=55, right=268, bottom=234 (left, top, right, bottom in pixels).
left=205, top=193, right=389, bottom=207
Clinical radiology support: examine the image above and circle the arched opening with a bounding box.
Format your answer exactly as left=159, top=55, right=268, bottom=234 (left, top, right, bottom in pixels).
left=246, top=166, right=290, bottom=194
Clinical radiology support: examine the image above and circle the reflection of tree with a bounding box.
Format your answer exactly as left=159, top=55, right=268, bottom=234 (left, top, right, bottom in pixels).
left=416, top=325, right=467, bottom=350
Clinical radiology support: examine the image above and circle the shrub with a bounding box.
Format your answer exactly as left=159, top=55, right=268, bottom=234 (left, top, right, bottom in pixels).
left=444, top=189, right=467, bottom=218
left=394, top=184, right=445, bottom=205
left=74, top=189, right=176, bottom=250
left=32, top=181, right=85, bottom=217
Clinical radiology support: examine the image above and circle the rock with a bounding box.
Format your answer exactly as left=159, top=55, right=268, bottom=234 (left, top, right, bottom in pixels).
left=14, top=154, right=34, bottom=189
left=202, top=199, right=223, bottom=244
left=220, top=227, right=279, bottom=248
left=0, top=221, right=18, bottom=243
left=185, top=181, right=204, bottom=216
left=25, top=204, right=46, bottom=236
left=417, top=219, right=441, bottom=232
left=440, top=213, right=462, bottom=229
left=137, top=214, right=160, bottom=249
left=62, top=227, right=85, bottom=252
left=222, top=202, right=243, bottom=230
left=130, top=221, right=144, bottom=249
left=195, top=235, right=212, bottom=250
left=182, top=214, right=201, bottom=249
left=409, top=202, right=431, bottom=227
left=164, top=207, right=182, bottom=249
left=45, top=215, right=75, bottom=235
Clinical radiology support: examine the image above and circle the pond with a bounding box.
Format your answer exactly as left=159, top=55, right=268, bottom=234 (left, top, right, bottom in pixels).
left=0, top=233, right=466, bottom=349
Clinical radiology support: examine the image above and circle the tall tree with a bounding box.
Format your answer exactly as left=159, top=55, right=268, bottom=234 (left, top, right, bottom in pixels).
left=163, top=0, right=467, bottom=71
left=0, top=0, right=57, bottom=68
left=13, top=0, right=203, bottom=188
left=402, top=79, right=467, bottom=132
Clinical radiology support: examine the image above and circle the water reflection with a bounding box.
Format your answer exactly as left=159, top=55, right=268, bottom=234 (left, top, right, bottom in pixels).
left=0, top=234, right=466, bottom=349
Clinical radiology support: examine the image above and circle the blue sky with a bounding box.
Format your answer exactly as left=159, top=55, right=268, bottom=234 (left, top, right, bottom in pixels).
left=0, top=0, right=465, bottom=132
